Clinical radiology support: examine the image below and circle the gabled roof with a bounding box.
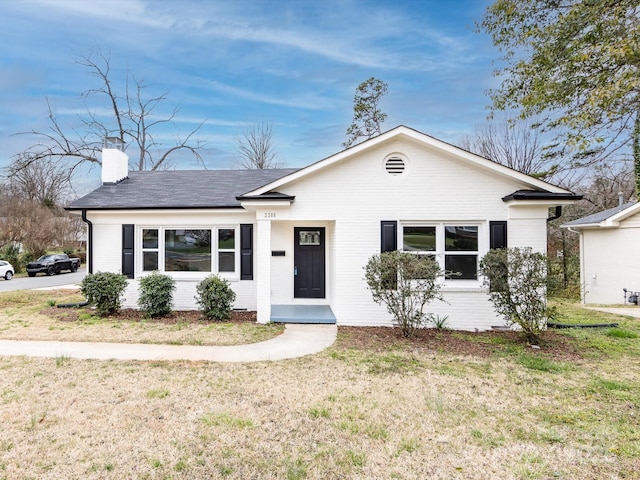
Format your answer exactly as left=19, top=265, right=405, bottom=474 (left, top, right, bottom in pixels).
left=563, top=202, right=639, bottom=229
left=67, top=169, right=298, bottom=210
left=239, top=125, right=575, bottom=199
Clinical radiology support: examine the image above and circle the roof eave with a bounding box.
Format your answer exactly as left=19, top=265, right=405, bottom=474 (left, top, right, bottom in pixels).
left=65, top=205, right=246, bottom=212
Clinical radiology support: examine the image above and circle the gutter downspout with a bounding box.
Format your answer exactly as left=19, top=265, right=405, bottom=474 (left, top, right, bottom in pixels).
left=566, top=226, right=585, bottom=304
left=547, top=206, right=562, bottom=223
left=81, top=209, right=93, bottom=274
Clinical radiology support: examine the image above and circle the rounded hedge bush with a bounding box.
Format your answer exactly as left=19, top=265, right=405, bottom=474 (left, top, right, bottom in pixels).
left=138, top=271, right=176, bottom=318
left=195, top=274, right=236, bottom=320
left=81, top=271, right=128, bottom=316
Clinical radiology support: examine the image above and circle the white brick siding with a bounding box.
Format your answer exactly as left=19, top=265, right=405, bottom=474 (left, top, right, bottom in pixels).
left=86, top=210, right=257, bottom=312
left=83, top=130, right=573, bottom=330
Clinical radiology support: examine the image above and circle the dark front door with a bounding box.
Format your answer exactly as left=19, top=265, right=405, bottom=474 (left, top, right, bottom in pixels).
left=294, top=227, right=325, bottom=298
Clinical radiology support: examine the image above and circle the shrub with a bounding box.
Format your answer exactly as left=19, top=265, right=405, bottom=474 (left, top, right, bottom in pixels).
left=195, top=274, right=236, bottom=320
left=364, top=250, right=443, bottom=337
left=81, top=272, right=128, bottom=316
left=0, top=244, right=23, bottom=273
left=479, top=247, right=551, bottom=342
left=138, top=271, right=176, bottom=318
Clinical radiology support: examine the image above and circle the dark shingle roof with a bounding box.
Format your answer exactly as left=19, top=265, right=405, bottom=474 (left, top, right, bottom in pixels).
left=67, top=169, right=299, bottom=210
left=564, top=202, right=637, bottom=226
left=501, top=189, right=583, bottom=202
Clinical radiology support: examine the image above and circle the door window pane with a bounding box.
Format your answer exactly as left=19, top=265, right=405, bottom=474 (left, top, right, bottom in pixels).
left=403, top=226, right=436, bottom=251
left=299, top=230, right=321, bottom=246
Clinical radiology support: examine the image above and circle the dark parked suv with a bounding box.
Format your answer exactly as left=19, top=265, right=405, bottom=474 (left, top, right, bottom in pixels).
left=26, top=254, right=81, bottom=277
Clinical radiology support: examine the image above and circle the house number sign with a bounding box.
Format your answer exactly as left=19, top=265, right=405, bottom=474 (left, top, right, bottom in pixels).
left=264, top=212, right=277, bottom=219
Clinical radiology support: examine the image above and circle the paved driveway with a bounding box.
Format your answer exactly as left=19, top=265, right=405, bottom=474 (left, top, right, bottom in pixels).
left=0, top=268, right=85, bottom=293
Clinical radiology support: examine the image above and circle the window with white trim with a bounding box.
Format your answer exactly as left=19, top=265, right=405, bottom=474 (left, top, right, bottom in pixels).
left=402, top=224, right=479, bottom=280
left=140, top=227, right=237, bottom=275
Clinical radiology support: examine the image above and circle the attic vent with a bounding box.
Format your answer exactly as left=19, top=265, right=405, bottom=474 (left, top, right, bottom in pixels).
left=385, top=156, right=405, bottom=175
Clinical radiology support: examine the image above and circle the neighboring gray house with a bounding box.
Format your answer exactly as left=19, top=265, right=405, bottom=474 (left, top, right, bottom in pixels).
left=563, top=201, right=640, bottom=305
left=67, top=126, right=580, bottom=330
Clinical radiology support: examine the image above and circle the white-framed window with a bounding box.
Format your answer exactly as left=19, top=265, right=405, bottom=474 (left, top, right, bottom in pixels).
left=402, top=223, right=480, bottom=280
left=139, top=226, right=238, bottom=277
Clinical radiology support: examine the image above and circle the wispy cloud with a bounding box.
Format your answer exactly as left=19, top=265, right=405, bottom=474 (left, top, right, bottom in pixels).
left=0, top=0, right=498, bottom=173
left=30, top=0, right=471, bottom=72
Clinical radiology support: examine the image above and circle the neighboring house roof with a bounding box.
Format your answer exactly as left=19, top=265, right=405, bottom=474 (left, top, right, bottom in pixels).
left=240, top=125, right=578, bottom=200
left=67, top=169, right=299, bottom=210
left=563, top=202, right=639, bottom=229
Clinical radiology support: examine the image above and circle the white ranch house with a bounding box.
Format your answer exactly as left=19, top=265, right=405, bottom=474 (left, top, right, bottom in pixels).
left=563, top=201, right=640, bottom=305
left=67, top=126, right=579, bottom=330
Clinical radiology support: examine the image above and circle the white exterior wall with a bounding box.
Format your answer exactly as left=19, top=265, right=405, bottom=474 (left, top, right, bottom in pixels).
left=269, top=221, right=335, bottom=306
left=506, top=206, right=550, bottom=253
left=86, top=133, right=568, bottom=330
left=581, top=222, right=640, bottom=304
left=92, top=223, right=122, bottom=273
left=86, top=210, right=257, bottom=311
left=269, top=139, right=543, bottom=330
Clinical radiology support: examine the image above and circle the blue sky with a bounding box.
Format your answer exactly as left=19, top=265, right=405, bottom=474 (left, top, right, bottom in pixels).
left=0, top=0, right=498, bottom=193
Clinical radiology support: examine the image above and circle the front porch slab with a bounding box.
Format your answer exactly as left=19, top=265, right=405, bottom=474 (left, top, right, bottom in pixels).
left=271, top=305, right=336, bottom=324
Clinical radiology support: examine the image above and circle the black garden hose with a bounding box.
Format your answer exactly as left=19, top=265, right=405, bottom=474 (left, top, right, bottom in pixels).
left=56, top=301, right=89, bottom=308
left=547, top=321, right=618, bottom=329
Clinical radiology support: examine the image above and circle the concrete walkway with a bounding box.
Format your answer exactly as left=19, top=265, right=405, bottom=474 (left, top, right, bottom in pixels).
left=0, top=324, right=338, bottom=363
left=584, top=306, right=640, bottom=319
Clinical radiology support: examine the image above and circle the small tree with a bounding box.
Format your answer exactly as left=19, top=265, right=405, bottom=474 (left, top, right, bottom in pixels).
left=138, top=271, right=176, bottom=318
left=81, top=272, right=128, bottom=316
left=343, top=77, right=388, bottom=148
left=479, top=247, right=551, bottom=342
left=364, top=251, right=443, bottom=337
left=195, top=275, right=236, bottom=320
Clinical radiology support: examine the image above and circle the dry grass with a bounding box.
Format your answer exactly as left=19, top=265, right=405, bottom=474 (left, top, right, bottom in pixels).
left=0, top=291, right=639, bottom=479
left=0, top=290, right=283, bottom=346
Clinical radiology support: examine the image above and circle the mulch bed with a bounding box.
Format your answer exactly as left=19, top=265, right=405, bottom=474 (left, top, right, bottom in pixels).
left=336, top=326, right=584, bottom=361
left=43, top=306, right=582, bottom=361
left=44, top=307, right=257, bottom=325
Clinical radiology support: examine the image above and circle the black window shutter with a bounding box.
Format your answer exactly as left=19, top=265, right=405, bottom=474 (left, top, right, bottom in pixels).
left=122, top=224, right=135, bottom=279
left=489, top=221, right=508, bottom=250
left=240, top=224, right=253, bottom=280
left=380, top=221, right=398, bottom=289
left=380, top=221, right=397, bottom=252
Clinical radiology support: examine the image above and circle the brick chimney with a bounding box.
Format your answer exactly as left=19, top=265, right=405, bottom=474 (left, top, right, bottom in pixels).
left=101, top=137, right=129, bottom=184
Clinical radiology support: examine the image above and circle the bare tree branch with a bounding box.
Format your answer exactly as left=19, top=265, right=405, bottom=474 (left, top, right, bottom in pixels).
left=235, top=122, right=282, bottom=169
left=4, top=154, right=72, bottom=206
left=12, top=48, right=208, bottom=182
left=459, top=118, right=561, bottom=180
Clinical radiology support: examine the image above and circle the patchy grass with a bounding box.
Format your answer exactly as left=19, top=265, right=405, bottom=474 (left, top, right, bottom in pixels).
left=0, top=296, right=639, bottom=478
left=0, top=290, right=283, bottom=346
